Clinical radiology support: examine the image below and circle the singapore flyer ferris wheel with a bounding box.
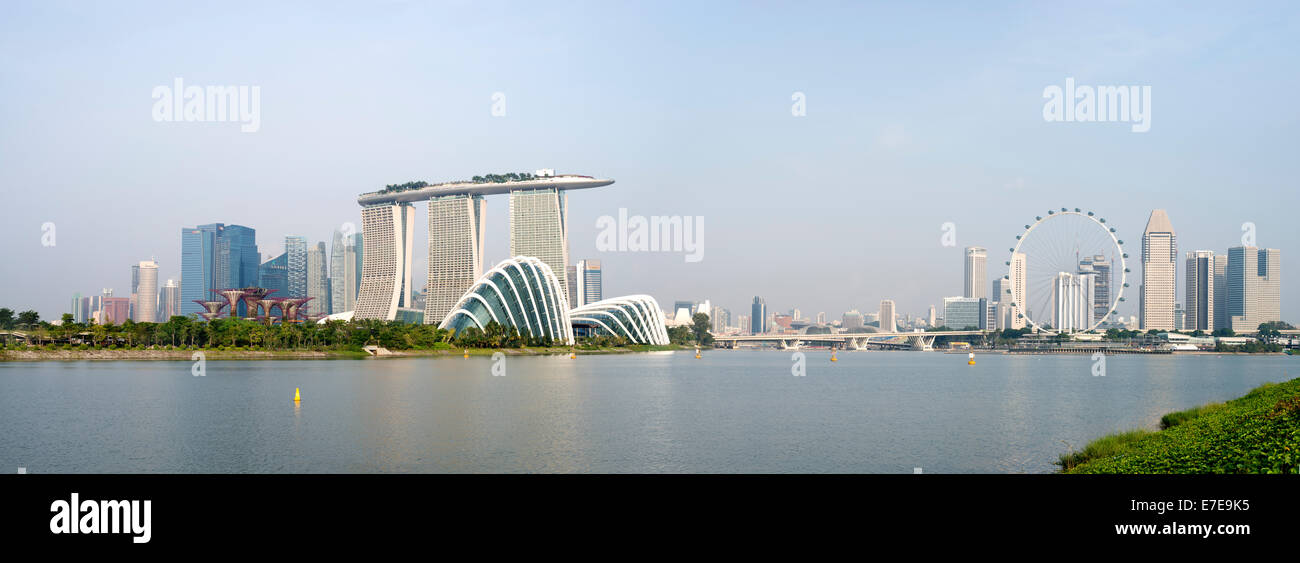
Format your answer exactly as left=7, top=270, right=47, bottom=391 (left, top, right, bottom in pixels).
left=1005, top=208, right=1129, bottom=334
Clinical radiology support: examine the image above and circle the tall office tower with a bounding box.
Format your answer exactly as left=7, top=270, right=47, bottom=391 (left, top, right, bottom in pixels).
left=879, top=300, right=897, bottom=333
left=1226, top=246, right=1282, bottom=333
left=351, top=232, right=364, bottom=300
left=306, top=241, right=330, bottom=315
left=181, top=223, right=258, bottom=317
left=566, top=265, right=578, bottom=308
left=1175, top=303, right=1186, bottom=331
left=1078, top=254, right=1112, bottom=320
left=330, top=229, right=358, bottom=314
left=1050, top=272, right=1095, bottom=332
left=751, top=297, right=767, bottom=334
left=133, top=260, right=159, bottom=322
left=1140, top=209, right=1177, bottom=330
left=160, top=279, right=181, bottom=321
left=711, top=307, right=730, bottom=332
left=355, top=203, right=416, bottom=320
left=1185, top=250, right=1215, bottom=332
left=259, top=252, right=289, bottom=296
left=509, top=188, right=570, bottom=301
left=572, top=259, right=602, bottom=308
left=80, top=296, right=92, bottom=323
left=285, top=236, right=307, bottom=299
left=1007, top=252, right=1028, bottom=329
left=424, top=195, right=487, bottom=324
left=70, top=293, right=82, bottom=322
left=816, top=311, right=827, bottom=325
left=927, top=305, right=936, bottom=328
left=964, top=247, right=987, bottom=299
left=1212, top=254, right=1229, bottom=330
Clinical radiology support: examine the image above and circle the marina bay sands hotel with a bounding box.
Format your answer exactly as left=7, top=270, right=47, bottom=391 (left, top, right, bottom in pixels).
left=352, top=169, right=614, bottom=324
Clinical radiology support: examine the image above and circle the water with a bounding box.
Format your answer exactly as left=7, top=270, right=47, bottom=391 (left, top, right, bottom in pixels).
left=1, top=351, right=1294, bottom=473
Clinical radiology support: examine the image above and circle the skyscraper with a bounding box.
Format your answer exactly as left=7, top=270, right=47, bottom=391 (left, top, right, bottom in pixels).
left=1078, top=254, right=1112, bottom=320
left=573, top=259, right=602, bottom=308
left=355, top=203, right=416, bottom=320
left=70, top=292, right=83, bottom=323
left=1226, top=246, right=1281, bottom=333
left=879, top=300, right=896, bottom=332
left=964, top=247, right=987, bottom=300
left=510, top=187, right=570, bottom=301
left=751, top=297, right=767, bottom=334
left=259, top=252, right=289, bottom=296
left=181, top=223, right=258, bottom=317
left=1212, top=254, right=1229, bottom=330
left=307, top=241, right=330, bottom=315
left=285, top=236, right=308, bottom=299
left=1185, top=250, right=1215, bottom=332
left=330, top=229, right=362, bottom=314
left=1140, top=209, right=1177, bottom=330
left=133, top=260, right=159, bottom=323
left=160, top=279, right=181, bottom=321
left=1007, top=252, right=1028, bottom=329
left=424, top=195, right=486, bottom=324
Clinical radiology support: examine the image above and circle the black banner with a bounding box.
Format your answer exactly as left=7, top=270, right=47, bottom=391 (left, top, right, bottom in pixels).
left=1, top=474, right=1288, bottom=550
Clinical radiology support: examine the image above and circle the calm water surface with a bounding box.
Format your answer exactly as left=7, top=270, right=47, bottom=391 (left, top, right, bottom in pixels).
left=1, top=351, right=1295, bottom=473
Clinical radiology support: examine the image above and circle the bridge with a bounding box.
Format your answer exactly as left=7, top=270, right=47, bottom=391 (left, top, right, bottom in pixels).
left=712, top=330, right=985, bottom=351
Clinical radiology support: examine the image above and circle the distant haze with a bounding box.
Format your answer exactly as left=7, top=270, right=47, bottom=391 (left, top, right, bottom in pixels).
left=1, top=2, right=1296, bottom=323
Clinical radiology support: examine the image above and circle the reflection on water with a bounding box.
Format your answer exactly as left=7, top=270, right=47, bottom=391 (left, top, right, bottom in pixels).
left=0, top=352, right=1293, bottom=473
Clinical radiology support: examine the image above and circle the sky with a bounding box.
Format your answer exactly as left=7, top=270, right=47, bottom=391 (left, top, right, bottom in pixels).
left=1, top=0, right=1297, bottom=323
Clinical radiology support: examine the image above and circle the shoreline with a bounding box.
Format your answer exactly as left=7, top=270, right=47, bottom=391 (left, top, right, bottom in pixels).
left=0, top=345, right=689, bottom=362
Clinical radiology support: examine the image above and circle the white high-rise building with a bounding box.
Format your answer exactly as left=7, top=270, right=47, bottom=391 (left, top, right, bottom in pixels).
left=355, top=203, right=416, bottom=320
left=510, top=188, right=571, bottom=302
left=964, top=246, right=987, bottom=300
left=330, top=230, right=362, bottom=314
left=425, top=195, right=487, bottom=324
left=1226, top=246, right=1281, bottom=333
left=1140, top=209, right=1177, bottom=330
left=1212, top=254, right=1229, bottom=330
left=572, top=259, right=602, bottom=308
left=1051, top=272, right=1095, bottom=332
left=285, top=236, right=307, bottom=298
left=134, top=260, right=159, bottom=323
left=160, top=279, right=181, bottom=321
left=1007, top=252, right=1028, bottom=329
left=307, top=241, right=330, bottom=315
left=1185, top=250, right=1215, bottom=332
left=879, top=300, right=896, bottom=333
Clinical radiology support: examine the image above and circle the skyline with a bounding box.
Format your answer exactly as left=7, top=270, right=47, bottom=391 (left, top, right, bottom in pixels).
left=3, top=1, right=1299, bottom=321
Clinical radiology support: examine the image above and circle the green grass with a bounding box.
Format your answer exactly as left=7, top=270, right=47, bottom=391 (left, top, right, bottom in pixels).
left=1062, top=378, right=1300, bottom=474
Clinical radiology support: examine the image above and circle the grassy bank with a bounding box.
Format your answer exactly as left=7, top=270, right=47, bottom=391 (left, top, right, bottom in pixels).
left=1060, top=377, right=1300, bottom=474
left=0, top=344, right=689, bottom=361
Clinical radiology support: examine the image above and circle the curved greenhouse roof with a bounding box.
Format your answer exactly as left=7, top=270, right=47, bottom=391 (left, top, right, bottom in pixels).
left=570, top=295, right=671, bottom=345
left=439, top=256, right=574, bottom=345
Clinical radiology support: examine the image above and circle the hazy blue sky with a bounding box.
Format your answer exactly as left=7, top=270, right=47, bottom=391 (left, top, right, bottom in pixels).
left=2, top=1, right=1297, bottom=323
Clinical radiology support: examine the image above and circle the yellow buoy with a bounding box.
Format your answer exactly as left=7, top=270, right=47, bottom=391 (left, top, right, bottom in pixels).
left=967, top=351, right=975, bottom=366
left=831, top=351, right=838, bottom=362
left=570, top=351, right=576, bottom=359
left=695, top=348, right=701, bottom=359
left=463, top=349, right=469, bottom=359
left=293, top=387, right=301, bottom=402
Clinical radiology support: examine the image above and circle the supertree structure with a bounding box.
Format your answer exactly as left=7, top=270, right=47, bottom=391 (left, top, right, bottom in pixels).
left=256, top=297, right=284, bottom=319
left=193, top=300, right=227, bottom=321
left=239, top=287, right=275, bottom=319
left=279, top=297, right=313, bottom=323
left=212, top=289, right=247, bottom=318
